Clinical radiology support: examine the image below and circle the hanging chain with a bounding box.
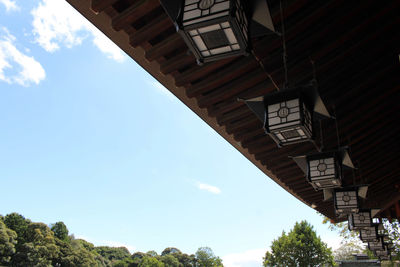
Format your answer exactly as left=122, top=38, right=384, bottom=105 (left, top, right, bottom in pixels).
left=280, top=0, right=288, bottom=89
left=333, top=106, right=341, bottom=149
left=251, top=50, right=280, bottom=91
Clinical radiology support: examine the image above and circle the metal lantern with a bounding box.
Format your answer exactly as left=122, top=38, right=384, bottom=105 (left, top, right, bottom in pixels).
left=359, top=225, right=379, bottom=242
left=368, top=236, right=385, bottom=251
left=177, top=0, right=250, bottom=64
left=306, top=151, right=341, bottom=190
left=348, top=209, right=372, bottom=230
left=264, top=90, right=313, bottom=146
left=334, top=188, right=360, bottom=215
left=244, top=85, right=331, bottom=147
left=375, top=246, right=390, bottom=257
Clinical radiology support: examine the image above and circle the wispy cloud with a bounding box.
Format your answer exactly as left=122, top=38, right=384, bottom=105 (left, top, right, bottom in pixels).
left=31, top=0, right=125, bottom=62
left=0, top=27, right=45, bottom=86
left=196, top=182, right=221, bottom=194
left=222, top=248, right=267, bottom=267
left=0, top=0, right=19, bottom=12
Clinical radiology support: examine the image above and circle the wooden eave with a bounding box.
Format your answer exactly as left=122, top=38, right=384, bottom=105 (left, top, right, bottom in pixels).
left=66, top=0, right=400, bottom=221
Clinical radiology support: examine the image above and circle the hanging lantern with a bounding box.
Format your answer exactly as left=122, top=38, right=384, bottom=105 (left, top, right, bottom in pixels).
left=306, top=151, right=342, bottom=190
left=348, top=209, right=372, bottom=230
left=375, top=246, right=390, bottom=257
left=178, top=0, right=250, bottom=63
left=334, top=187, right=360, bottom=215
left=160, top=0, right=275, bottom=64
left=292, top=148, right=356, bottom=191
left=264, top=90, right=313, bottom=146
left=368, top=236, right=385, bottom=251
left=244, top=85, right=332, bottom=147
left=359, top=225, right=379, bottom=242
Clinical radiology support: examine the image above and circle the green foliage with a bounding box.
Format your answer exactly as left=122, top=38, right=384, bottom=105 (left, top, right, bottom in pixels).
left=162, top=247, right=182, bottom=256
left=0, top=220, right=17, bottom=265
left=50, top=221, right=69, bottom=241
left=173, top=252, right=196, bottom=267
left=382, top=219, right=400, bottom=260
left=53, top=237, right=99, bottom=266
left=324, top=216, right=400, bottom=262
left=140, top=256, right=165, bottom=267
left=263, top=221, right=335, bottom=267
left=4, top=212, right=30, bottom=245
left=195, top=247, right=223, bottom=267
left=13, top=222, right=59, bottom=266
left=0, top=212, right=224, bottom=267
left=161, top=254, right=182, bottom=267
left=95, top=245, right=131, bottom=262
left=147, top=250, right=158, bottom=257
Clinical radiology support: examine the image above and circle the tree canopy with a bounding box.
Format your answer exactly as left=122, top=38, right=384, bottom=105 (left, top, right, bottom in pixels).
left=324, top=216, right=400, bottom=262
left=263, top=220, right=335, bottom=267
left=0, top=212, right=223, bottom=267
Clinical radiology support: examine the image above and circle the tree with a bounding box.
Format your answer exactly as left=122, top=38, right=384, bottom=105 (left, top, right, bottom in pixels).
left=51, top=221, right=69, bottom=241
left=195, top=247, right=223, bottom=267
left=147, top=250, right=158, bottom=257
left=139, top=256, right=165, bottom=267
left=95, top=246, right=131, bottom=262
left=3, top=212, right=30, bottom=245
left=382, top=219, right=400, bottom=260
left=162, top=247, right=182, bottom=256
left=263, top=221, right=335, bottom=266
left=12, top=222, right=59, bottom=266
left=0, top=220, right=17, bottom=265
left=322, top=216, right=365, bottom=260
left=333, top=242, right=364, bottom=260
left=160, top=254, right=182, bottom=267
left=323, top=216, right=400, bottom=261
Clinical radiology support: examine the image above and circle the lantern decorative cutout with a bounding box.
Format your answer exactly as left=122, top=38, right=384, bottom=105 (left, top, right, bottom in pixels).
left=160, top=0, right=275, bottom=64
left=359, top=225, right=379, bottom=242
left=368, top=236, right=385, bottom=251
left=334, top=188, right=359, bottom=215
left=348, top=209, right=372, bottom=231
left=243, top=85, right=332, bottom=147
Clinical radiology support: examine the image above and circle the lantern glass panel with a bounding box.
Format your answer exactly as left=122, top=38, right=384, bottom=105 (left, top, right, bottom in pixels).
left=360, top=226, right=378, bottom=242
left=348, top=210, right=372, bottom=230
left=307, top=152, right=341, bottom=190
left=334, top=189, right=359, bottom=215
left=179, top=0, right=249, bottom=63
left=265, top=92, right=313, bottom=146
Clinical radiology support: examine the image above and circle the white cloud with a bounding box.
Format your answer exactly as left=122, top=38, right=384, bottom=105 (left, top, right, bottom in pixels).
left=0, top=0, right=19, bottom=12
left=196, top=182, right=221, bottom=194
left=222, top=248, right=267, bottom=267
left=0, top=27, right=45, bottom=86
left=31, top=0, right=125, bottom=62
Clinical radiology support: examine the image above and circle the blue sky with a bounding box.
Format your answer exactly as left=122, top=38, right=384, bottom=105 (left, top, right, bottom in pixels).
left=0, top=0, right=342, bottom=266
